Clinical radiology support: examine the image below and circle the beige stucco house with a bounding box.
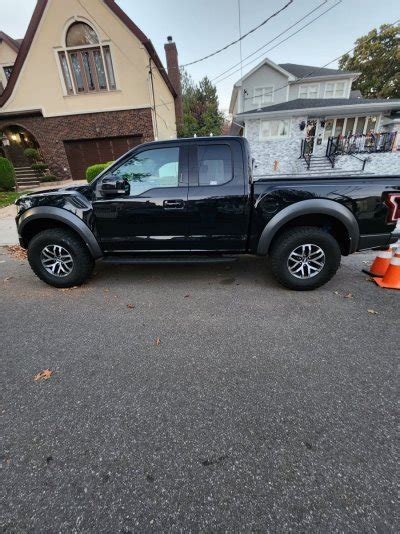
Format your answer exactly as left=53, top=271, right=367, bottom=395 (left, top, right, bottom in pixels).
left=0, top=0, right=182, bottom=184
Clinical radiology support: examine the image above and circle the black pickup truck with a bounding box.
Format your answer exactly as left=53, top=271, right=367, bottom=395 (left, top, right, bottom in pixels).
left=15, top=136, right=400, bottom=290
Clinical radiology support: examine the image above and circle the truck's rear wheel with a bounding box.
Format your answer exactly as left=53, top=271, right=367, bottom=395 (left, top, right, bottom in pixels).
left=270, top=226, right=341, bottom=290
left=27, top=228, right=94, bottom=288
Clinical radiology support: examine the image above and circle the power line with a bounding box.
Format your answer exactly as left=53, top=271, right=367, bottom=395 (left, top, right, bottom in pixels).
left=211, top=0, right=329, bottom=83
left=213, top=0, right=342, bottom=85
left=181, top=0, right=294, bottom=67
left=239, top=19, right=400, bottom=105
left=237, top=0, right=243, bottom=80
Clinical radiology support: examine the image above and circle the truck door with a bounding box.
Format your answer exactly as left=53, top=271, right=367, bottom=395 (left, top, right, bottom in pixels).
left=186, top=139, right=248, bottom=252
left=92, top=143, right=190, bottom=252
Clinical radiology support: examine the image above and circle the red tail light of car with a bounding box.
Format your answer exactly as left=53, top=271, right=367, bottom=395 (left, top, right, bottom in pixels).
left=386, top=193, right=400, bottom=222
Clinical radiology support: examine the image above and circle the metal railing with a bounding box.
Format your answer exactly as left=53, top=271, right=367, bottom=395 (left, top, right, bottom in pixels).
left=328, top=131, right=398, bottom=156
left=326, top=136, right=338, bottom=168
left=300, top=137, right=314, bottom=170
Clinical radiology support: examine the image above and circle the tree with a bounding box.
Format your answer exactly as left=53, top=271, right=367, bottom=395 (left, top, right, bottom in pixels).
left=178, top=69, right=224, bottom=137
left=339, top=24, right=400, bottom=99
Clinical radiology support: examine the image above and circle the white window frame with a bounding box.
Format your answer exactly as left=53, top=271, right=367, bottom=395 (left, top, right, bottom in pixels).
left=324, top=80, right=347, bottom=98
left=253, top=86, right=274, bottom=106
left=298, top=83, right=320, bottom=99
left=323, top=114, right=382, bottom=139
left=259, top=119, right=291, bottom=141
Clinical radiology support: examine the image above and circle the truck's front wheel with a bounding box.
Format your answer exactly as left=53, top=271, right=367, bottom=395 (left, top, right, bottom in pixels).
left=270, top=226, right=341, bottom=290
left=27, top=228, right=94, bottom=288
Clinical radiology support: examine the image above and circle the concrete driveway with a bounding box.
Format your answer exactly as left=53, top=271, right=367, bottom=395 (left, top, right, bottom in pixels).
left=1, top=248, right=399, bottom=532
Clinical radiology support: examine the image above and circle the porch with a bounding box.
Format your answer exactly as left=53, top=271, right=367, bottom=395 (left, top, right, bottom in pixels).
left=301, top=130, right=399, bottom=172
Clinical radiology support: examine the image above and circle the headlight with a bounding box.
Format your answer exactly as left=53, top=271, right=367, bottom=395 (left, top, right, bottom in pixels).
left=16, top=198, right=33, bottom=213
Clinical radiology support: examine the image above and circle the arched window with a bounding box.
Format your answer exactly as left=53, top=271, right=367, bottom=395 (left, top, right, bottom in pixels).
left=66, top=22, right=99, bottom=47
left=58, top=21, right=116, bottom=95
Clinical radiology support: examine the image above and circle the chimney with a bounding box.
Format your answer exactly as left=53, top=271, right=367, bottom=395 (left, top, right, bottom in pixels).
left=164, top=36, right=183, bottom=129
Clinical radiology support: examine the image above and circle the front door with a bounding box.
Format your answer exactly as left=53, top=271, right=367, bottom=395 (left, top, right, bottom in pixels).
left=92, top=143, right=190, bottom=252
left=186, top=140, right=249, bottom=252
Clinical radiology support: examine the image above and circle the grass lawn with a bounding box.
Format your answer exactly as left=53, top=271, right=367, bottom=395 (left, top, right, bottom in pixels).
left=0, top=191, right=32, bottom=208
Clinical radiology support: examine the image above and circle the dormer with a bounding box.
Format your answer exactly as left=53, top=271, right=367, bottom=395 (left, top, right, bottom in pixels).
left=0, top=32, right=21, bottom=92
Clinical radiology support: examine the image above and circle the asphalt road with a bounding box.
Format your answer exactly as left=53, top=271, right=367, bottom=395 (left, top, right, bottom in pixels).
left=1, top=249, right=399, bottom=532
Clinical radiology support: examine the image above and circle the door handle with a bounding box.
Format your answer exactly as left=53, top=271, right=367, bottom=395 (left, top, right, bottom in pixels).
left=163, top=199, right=184, bottom=210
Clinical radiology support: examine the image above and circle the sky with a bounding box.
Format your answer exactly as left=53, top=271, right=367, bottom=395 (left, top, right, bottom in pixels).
left=1, top=0, right=399, bottom=112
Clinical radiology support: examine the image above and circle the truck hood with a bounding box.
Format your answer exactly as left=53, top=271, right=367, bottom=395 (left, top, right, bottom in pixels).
left=20, top=183, right=91, bottom=198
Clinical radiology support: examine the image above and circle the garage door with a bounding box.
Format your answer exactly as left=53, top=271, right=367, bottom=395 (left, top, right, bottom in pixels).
left=64, top=135, right=143, bottom=180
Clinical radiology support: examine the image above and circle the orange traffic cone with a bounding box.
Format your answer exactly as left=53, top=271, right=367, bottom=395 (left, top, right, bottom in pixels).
left=374, top=256, right=400, bottom=289
left=363, top=249, right=393, bottom=278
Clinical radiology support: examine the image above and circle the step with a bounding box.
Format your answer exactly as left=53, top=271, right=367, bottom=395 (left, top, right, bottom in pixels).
left=102, top=255, right=238, bottom=265
left=15, top=171, right=38, bottom=176
left=16, top=180, right=40, bottom=186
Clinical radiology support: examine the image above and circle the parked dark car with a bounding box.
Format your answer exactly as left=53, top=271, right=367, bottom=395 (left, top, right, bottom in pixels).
left=15, top=137, right=400, bottom=290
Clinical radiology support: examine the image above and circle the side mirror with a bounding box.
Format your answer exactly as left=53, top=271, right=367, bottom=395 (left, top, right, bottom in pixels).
left=99, top=174, right=127, bottom=196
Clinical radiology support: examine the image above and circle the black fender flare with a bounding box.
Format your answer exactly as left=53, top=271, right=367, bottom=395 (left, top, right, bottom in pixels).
left=18, top=206, right=103, bottom=259
left=256, top=199, right=360, bottom=256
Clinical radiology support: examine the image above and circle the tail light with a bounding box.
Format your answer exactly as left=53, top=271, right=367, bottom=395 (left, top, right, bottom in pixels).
left=386, top=194, right=400, bottom=222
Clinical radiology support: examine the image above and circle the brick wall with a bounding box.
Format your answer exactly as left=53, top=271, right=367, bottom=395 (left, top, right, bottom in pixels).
left=0, top=108, right=154, bottom=180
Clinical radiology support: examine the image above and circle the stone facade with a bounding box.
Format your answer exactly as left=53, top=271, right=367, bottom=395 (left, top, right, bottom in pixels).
left=0, top=108, right=154, bottom=180
left=335, top=151, right=400, bottom=174
left=245, top=115, right=400, bottom=177
left=246, top=116, right=307, bottom=177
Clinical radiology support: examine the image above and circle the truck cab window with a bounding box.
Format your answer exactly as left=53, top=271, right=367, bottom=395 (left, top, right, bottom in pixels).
left=114, top=147, right=180, bottom=196
left=198, top=145, right=233, bottom=186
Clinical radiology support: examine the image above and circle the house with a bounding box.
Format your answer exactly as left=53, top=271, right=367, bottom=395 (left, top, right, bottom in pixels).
left=229, top=58, right=400, bottom=176
left=0, top=0, right=182, bottom=184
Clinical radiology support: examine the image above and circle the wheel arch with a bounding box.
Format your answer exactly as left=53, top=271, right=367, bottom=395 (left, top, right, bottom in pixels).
left=257, top=199, right=360, bottom=256
left=18, top=207, right=103, bottom=259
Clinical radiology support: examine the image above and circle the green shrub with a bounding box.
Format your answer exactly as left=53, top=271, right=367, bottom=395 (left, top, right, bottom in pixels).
left=31, top=162, right=48, bottom=173
left=24, top=148, right=40, bottom=162
left=40, top=174, right=58, bottom=183
left=86, top=161, right=114, bottom=183
left=0, top=157, right=16, bottom=191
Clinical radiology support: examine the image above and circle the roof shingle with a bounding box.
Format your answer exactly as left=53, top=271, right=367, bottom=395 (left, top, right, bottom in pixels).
left=238, top=98, right=400, bottom=115
left=279, top=63, right=357, bottom=78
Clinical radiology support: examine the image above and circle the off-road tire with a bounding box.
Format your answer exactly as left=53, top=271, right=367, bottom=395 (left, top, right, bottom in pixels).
left=27, top=228, right=94, bottom=288
left=270, top=226, right=341, bottom=291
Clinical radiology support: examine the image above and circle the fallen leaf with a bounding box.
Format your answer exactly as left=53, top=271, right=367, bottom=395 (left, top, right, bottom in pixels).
left=59, top=286, right=79, bottom=292
left=6, top=245, right=27, bottom=261
left=343, top=293, right=354, bottom=299
left=126, top=304, right=135, bottom=309
left=333, top=291, right=340, bottom=295
left=367, top=309, right=379, bottom=315
left=184, top=294, right=190, bottom=298
left=3, top=276, right=13, bottom=282
left=155, top=337, right=161, bottom=346
left=34, top=369, right=53, bottom=381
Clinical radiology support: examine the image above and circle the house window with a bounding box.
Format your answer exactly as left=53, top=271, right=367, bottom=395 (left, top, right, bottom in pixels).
left=3, top=66, right=13, bottom=80
left=325, top=81, right=346, bottom=98
left=323, top=115, right=380, bottom=139
left=260, top=119, right=290, bottom=140
left=298, top=84, right=319, bottom=99
left=58, top=21, right=116, bottom=95
left=253, top=86, right=274, bottom=106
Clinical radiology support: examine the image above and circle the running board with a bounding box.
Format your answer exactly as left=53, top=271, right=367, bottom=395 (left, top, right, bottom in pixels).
left=101, top=255, right=238, bottom=265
